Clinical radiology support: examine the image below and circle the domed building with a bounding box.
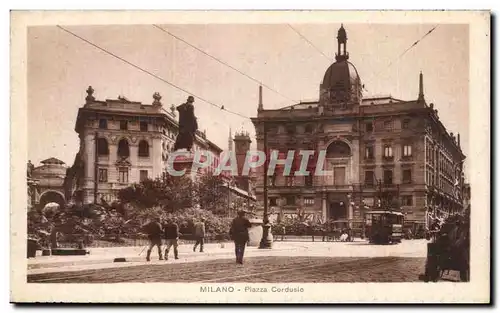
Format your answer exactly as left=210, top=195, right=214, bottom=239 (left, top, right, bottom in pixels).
left=251, top=25, right=466, bottom=228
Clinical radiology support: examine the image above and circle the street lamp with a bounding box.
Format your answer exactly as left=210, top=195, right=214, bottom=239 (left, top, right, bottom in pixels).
left=259, top=121, right=272, bottom=249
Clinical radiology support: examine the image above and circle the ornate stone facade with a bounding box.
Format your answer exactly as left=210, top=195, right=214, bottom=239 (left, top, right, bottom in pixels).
left=251, top=25, right=466, bottom=224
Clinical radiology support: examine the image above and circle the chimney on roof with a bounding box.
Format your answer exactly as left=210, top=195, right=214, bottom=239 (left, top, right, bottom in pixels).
left=228, top=127, right=233, bottom=152
left=457, top=133, right=461, bottom=147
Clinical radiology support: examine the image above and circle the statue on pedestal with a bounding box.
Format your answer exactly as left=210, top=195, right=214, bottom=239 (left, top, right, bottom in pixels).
left=27, top=160, right=34, bottom=178
left=174, top=96, right=198, bottom=152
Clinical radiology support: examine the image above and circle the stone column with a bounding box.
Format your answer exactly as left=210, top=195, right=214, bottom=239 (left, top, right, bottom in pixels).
left=351, top=139, right=359, bottom=184
left=348, top=201, right=354, bottom=227
left=322, top=194, right=327, bottom=221
left=108, top=144, right=117, bottom=183
left=151, top=136, right=162, bottom=179
left=129, top=144, right=138, bottom=182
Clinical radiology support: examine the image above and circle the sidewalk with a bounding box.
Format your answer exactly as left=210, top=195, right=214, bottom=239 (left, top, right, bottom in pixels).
left=27, top=242, right=310, bottom=275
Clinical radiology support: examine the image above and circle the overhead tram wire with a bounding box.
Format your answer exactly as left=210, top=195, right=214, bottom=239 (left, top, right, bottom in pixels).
left=362, top=25, right=439, bottom=91
left=56, top=25, right=251, bottom=121
left=287, top=24, right=332, bottom=63
left=153, top=24, right=299, bottom=104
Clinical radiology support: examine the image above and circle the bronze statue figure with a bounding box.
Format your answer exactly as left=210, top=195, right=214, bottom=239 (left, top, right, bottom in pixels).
left=27, top=160, right=34, bottom=178
left=174, top=96, right=198, bottom=152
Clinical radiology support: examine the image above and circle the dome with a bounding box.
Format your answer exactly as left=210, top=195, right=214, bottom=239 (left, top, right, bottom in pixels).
left=322, top=60, right=361, bottom=91
left=320, top=24, right=363, bottom=105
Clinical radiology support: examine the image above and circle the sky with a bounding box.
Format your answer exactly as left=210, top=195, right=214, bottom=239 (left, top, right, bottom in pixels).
left=28, top=23, right=469, bottom=173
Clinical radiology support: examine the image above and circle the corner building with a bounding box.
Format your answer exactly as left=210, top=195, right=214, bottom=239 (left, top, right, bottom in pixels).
left=66, top=88, right=223, bottom=204
left=251, top=25, right=466, bottom=224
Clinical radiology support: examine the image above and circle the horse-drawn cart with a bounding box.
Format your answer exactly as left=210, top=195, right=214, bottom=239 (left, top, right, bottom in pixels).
left=423, top=215, right=470, bottom=282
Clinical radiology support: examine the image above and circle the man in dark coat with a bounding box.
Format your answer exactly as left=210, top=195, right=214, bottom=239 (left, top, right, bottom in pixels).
left=163, top=218, right=180, bottom=260
left=174, top=96, right=198, bottom=152
left=193, top=218, right=206, bottom=252
left=229, top=210, right=252, bottom=264
left=143, top=217, right=163, bottom=261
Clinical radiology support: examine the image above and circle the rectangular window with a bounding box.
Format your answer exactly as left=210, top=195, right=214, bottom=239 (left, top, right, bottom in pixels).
left=334, top=167, right=346, bottom=185
left=365, top=146, right=374, bottom=159
left=120, top=120, right=128, bottom=130
left=384, top=145, right=393, bottom=158
left=140, top=121, right=148, bottom=132
left=401, top=195, right=413, bottom=206
left=98, top=168, right=108, bottom=182
left=403, top=145, right=412, bottom=157
left=364, top=170, right=374, bottom=186
left=140, top=170, right=148, bottom=182
left=286, top=196, right=296, bottom=206
left=403, top=169, right=412, bottom=184
left=118, top=168, right=129, bottom=183
left=383, top=170, right=393, bottom=185
left=269, top=197, right=278, bottom=207
left=402, top=119, right=410, bottom=129
left=99, top=119, right=107, bottom=129
left=304, top=197, right=314, bottom=206
left=365, top=122, right=373, bottom=132
left=384, top=120, right=393, bottom=131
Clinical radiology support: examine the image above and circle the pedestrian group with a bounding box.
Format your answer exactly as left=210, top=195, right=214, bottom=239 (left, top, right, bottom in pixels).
left=142, top=210, right=252, bottom=264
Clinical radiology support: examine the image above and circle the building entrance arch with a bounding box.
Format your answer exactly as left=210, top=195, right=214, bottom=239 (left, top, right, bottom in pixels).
left=39, top=190, right=66, bottom=209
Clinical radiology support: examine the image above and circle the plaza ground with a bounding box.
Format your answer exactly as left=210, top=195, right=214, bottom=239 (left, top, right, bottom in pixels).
left=27, top=240, right=461, bottom=283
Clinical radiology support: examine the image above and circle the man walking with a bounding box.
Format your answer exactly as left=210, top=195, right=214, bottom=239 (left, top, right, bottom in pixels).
left=193, top=218, right=206, bottom=252
left=230, top=210, right=252, bottom=264
left=143, top=217, right=163, bottom=262
left=164, top=218, right=180, bottom=260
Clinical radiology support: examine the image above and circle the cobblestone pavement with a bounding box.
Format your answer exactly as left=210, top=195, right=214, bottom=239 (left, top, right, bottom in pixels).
left=27, top=256, right=462, bottom=283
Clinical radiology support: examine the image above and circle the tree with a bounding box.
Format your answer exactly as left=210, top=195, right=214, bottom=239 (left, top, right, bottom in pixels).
left=117, top=174, right=194, bottom=212
left=193, top=173, right=227, bottom=215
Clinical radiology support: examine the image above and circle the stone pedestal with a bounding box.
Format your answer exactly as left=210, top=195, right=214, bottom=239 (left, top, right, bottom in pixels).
left=247, top=218, right=263, bottom=246
left=170, top=153, right=204, bottom=180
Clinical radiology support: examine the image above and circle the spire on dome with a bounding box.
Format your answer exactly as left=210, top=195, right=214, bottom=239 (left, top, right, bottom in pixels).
left=335, top=24, right=349, bottom=62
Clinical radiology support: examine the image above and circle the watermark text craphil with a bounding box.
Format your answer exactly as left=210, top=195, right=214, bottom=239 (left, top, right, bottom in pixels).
left=166, top=150, right=328, bottom=177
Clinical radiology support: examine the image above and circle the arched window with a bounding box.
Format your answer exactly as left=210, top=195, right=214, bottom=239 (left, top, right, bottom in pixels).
left=326, top=141, right=351, bottom=158
left=138, top=140, right=149, bottom=157
left=117, top=139, right=130, bottom=158
left=97, top=138, right=109, bottom=156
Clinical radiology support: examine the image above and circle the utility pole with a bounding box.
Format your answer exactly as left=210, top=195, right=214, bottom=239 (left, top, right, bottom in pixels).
left=259, top=121, right=272, bottom=249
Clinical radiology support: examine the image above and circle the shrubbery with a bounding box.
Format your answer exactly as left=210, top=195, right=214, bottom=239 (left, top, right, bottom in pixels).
left=164, top=207, right=232, bottom=241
